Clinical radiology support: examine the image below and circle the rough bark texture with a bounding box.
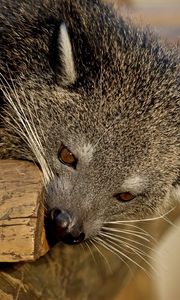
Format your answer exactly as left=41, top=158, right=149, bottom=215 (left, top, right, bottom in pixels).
left=0, top=160, right=49, bottom=262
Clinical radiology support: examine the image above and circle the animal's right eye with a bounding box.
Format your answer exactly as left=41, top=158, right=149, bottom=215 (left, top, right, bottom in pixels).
left=114, top=192, right=135, bottom=202
left=58, top=145, right=77, bottom=169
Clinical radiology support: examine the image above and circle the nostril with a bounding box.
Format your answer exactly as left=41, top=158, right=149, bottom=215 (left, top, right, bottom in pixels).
left=50, top=208, right=61, bottom=220
left=50, top=208, right=71, bottom=230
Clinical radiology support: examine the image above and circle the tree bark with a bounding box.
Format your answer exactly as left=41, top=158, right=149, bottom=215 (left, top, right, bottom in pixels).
left=0, top=160, right=49, bottom=262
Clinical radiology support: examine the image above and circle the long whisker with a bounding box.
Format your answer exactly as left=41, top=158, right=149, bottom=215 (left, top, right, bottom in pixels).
left=95, top=236, right=152, bottom=276
left=79, top=242, right=86, bottom=253
left=104, top=223, right=158, bottom=243
left=102, top=226, right=158, bottom=243
left=102, top=227, right=151, bottom=242
left=89, top=239, right=112, bottom=273
left=100, top=232, right=160, bottom=264
left=118, top=241, right=158, bottom=277
left=4, top=92, right=51, bottom=186
left=94, top=237, right=133, bottom=274
left=106, top=207, right=176, bottom=224
left=101, top=231, right=156, bottom=253
left=150, top=206, right=179, bottom=229
left=1, top=73, right=54, bottom=186
left=23, top=90, right=54, bottom=179
left=97, top=236, right=153, bottom=278
left=21, top=90, right=54, bottom=183
left=103, top=227, right=150, bottom=237
left=85, top=240, right=98, bottom=266
left=1, top=76, right=48, bottom=195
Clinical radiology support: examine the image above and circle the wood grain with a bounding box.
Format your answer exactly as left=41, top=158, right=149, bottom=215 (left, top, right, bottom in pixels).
left=0, top=160, right=49, bottom=262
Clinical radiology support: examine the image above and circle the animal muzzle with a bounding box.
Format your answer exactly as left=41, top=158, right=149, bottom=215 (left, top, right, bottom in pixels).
left=45, top=208, right=85, bottom=246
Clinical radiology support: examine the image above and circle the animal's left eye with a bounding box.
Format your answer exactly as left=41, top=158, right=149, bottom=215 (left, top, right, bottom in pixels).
left=58, top=145, right=77, bottom=169
left=114, top=192, right=135, bottom=202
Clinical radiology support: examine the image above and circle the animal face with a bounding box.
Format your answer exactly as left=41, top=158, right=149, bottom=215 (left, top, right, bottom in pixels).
left=42, top=92, right=178, bottom=245
left=5, top=81, right=177, bottom=245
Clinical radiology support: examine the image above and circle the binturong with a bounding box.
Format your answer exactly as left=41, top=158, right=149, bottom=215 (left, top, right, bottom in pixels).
left=0, top=0, right=179, bottom=246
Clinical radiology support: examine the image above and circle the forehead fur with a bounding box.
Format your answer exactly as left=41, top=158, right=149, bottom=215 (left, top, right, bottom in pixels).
left=121, top=176, right=147, bottom=194
left=76, top=142, right=94, bottom=163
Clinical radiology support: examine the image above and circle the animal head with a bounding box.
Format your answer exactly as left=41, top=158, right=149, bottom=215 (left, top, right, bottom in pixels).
left=1, top=1, right=179, bottom=245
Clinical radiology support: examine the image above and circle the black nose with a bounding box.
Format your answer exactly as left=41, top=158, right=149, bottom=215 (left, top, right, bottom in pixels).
left=45, top=208, right=85, bottom=246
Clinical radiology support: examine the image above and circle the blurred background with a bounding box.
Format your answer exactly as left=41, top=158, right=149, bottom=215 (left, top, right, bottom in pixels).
left=103, top=0, right=180, bottom=300
left=104, top=0, right=180, bottom=42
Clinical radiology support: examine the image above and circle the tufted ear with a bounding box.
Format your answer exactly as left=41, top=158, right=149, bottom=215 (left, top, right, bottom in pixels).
left=58, top=23, right=76, bottom=86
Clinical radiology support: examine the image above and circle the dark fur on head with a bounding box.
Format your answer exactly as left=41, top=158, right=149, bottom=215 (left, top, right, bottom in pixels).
left=0, top=0, right=179, bottom=243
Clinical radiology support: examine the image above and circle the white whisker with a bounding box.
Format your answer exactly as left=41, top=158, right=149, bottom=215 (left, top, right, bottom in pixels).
left=1, top=73, right=54, bottom=187
left=96, top=236, right=152, bottom=278
left=90, top=239, right=112, bottom=273
left=103, top=226, right=158, bottom=243
left=101, top=231, right=156, bottom=253
left=103, top=227, right=150, bottom=237
left=102, top=227, right=151, bottom=242
left=85, top=240, right=97, bottom=266
left=106, top=207, right=176, bottom=224
left=100, top=232, right=160, bottom=265
left=94, top=237, right=133, bottom=275
left=150, top=206, right=179, bottom=229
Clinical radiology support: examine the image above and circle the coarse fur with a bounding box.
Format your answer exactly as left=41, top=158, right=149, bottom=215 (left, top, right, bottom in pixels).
left=0, top=0, right=180, bottom=244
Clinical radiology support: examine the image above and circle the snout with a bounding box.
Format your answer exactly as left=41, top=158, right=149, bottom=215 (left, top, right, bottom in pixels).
left=45, top=208, right=85, bottom=246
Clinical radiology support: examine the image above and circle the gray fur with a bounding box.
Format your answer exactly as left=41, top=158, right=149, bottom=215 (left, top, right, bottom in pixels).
left=0, top=0, right=179, bottom=241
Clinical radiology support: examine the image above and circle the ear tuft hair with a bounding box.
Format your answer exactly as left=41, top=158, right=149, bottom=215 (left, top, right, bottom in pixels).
left=58, top=23, right=76, bottom=86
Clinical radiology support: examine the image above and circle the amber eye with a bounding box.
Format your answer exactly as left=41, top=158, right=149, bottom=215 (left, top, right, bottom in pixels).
left=114, top=192, right=135, bottom=202
left=58, top=145, right=77, bottom=168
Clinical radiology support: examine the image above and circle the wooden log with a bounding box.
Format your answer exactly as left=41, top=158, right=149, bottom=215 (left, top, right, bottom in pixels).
left=0, top=160, right=49, bottom=262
